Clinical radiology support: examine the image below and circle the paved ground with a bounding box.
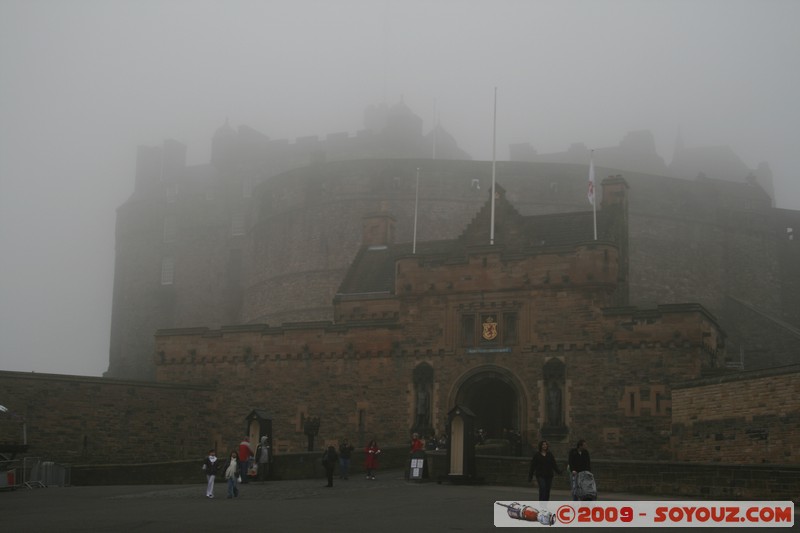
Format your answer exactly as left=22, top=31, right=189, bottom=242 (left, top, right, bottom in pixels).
left=1, top=470, right=795, bottom=532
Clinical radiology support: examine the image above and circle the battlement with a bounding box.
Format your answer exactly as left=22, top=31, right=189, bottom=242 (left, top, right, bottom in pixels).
left=206, top=102, right=469, bottom=175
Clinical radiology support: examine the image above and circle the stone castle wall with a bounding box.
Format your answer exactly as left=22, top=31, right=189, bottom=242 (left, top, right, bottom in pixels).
left=0, top=372, right=213, bottom=465
left=149, top=296, right=722, bottom=461
left=109, top=156, right=800, bottom=380
left=2, top=364, right=797, bottom=500
left=671, top=365, right=800, bottom=464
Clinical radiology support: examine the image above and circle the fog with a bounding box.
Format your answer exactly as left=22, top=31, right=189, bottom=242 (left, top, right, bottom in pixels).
left=1, top=0, right=798, bottom=377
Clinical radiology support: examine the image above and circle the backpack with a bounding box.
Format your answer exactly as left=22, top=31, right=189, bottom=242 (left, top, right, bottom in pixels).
left=575, top=471, right=597, bottom=500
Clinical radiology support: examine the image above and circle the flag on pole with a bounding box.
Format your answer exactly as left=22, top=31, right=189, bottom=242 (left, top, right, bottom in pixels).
left=587, top=153, right=595, bottom=206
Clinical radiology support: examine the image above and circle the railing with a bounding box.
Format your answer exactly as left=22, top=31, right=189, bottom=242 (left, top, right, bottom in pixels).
left=23, top=457, right=71, bottom=488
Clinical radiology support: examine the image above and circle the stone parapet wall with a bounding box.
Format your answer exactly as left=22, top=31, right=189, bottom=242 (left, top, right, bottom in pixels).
left=426, top=453, right=799, bottom=501
left=0, top=371, right=214, bottom=465
left=70, top=447, right=410, bottom=486
left=3, top=360, right=796, bottom=498
left=671, top=365, right=800, bottom=464
left=68, top=453, right=800, bottom=502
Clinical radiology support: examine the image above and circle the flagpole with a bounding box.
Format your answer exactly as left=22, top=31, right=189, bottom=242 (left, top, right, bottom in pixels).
left=589, top=150, right=597, bottom=240
left=432, top=98, right=437, bottom=160
left=490, top=87, right=497, bottom=246
left=413, top=167, right=420, bottom=254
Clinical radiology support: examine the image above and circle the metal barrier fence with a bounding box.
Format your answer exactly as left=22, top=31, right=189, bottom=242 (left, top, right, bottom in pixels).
left=23, top=457, right=71, bottom=488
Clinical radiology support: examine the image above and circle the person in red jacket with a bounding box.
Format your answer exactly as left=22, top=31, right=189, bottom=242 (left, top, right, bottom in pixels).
left=410, top=432, right=424, bottom=453
left=237, top=436, right=254, bottom=484
left=364, top=439, right=381, bottom=479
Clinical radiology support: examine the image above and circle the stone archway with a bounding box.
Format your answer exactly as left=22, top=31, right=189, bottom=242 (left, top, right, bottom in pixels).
left=452, top=367, right=525, bottom=441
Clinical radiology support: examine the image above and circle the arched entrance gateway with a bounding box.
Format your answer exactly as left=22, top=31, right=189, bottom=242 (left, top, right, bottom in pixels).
left=452, top=367, right=527, bottom=444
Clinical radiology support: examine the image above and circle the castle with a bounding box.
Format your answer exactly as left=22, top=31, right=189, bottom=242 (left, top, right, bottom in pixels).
left=108, top=103, right=800, bottom=382
left=1, top=103, right=798, bottom=483
left=152, top=178, right=727, bottom=458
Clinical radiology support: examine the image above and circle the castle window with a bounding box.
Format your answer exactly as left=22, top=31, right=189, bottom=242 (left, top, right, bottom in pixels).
left=163, top=215, right=176, bottom=243
left=242, top=175, right=253, bottom=198
left=651, top=385, right=668, bottom=416
left=503, top=312, right=518, bottom=345
left=160, top=257, right=174, bottom=285
left=165, top=183, right=178, bottom=203
left=231, top=211, right=246, bottom=236
left=227, top=249, right=242, bottom=283
left=461, top=314, right=476, bottom=346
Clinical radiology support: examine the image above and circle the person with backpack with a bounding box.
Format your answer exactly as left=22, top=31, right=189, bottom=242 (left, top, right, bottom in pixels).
left=527, top=440, right=562, bottom=501
left=568, top=439, right=594, bottom=500
left=322, top=445, right=338, bottom=487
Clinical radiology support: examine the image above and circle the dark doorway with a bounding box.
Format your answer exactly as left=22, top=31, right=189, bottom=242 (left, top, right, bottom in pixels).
left=455, top=372, right=518, bottom=440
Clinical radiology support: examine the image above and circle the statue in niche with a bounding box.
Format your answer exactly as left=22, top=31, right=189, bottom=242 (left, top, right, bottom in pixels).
left=412, top=363, right=434, bottom=433
left=546, top=382, right=563, bottom=427
left=415, top=385, right=431, bottom=429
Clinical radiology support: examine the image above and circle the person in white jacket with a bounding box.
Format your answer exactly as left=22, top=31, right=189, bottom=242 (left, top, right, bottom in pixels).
left=223, top=450, right=240, bottom=498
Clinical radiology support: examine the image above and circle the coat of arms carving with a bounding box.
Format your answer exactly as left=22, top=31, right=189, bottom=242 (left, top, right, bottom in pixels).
left=482, top=315, right=498, bottom=341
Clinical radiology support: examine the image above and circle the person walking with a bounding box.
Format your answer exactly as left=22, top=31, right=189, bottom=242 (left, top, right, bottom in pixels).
left=365, top=439, right=381, bottom=480
left=237, top=436, right=253, bottom=484
left=338, top=438, right=354, bottom=480
left=322, top=445, right=338, bottom=487
left=527, top=440, right=562, bottom=501
left=223, top=450, right=241, bottom=499
left=201, top=449, right=219, bottom=498
left=568, top=439, right=592, bottom=501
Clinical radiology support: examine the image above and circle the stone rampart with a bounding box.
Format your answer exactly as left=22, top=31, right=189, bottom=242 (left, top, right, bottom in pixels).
left=425, top=453, right=800, bottom=501
left=66, top=453, right=800, bottom=502
left=671, top=364, right=800, bottom=464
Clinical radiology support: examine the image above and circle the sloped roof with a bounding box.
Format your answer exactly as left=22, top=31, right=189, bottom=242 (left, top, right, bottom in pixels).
left=337, top=184, right=603, bottom=296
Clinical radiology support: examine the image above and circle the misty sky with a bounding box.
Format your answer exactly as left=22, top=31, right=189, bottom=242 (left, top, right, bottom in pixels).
left=1, top=0, right=799, bottom=377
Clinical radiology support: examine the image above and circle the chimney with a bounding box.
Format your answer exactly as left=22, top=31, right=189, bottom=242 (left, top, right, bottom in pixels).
left=601, top=174, right=629, bottom=210
left=134, top=145, right=163, bottom=196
